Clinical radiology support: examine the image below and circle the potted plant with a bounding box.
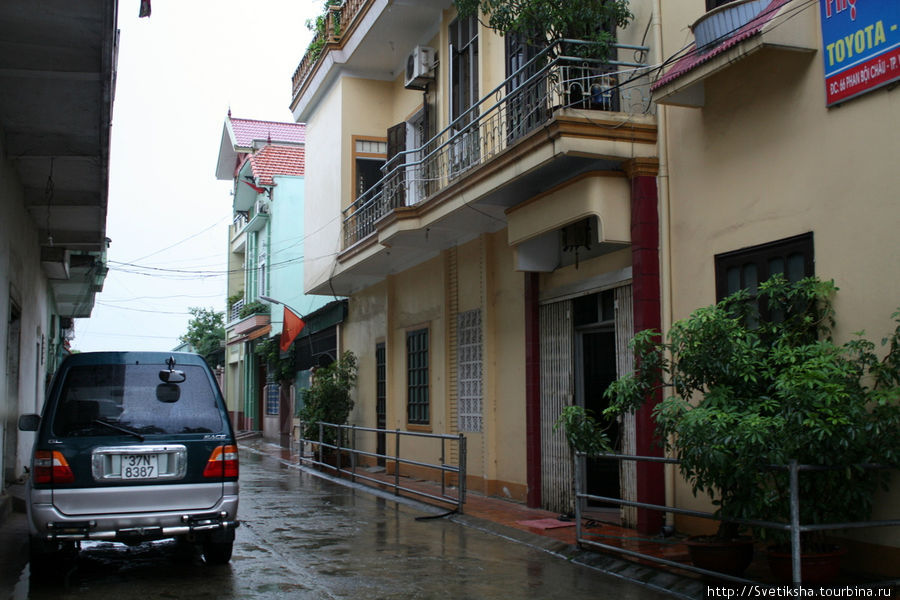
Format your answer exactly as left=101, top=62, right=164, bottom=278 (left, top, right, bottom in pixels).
left=604, top=276, right=900, bottom=581
left=238, top=299, right=270, bottom=319
left=297, top=351, right=358, bottom=465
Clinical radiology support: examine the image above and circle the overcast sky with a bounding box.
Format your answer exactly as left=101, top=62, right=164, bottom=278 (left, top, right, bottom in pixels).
left=73, top=0, right=322, bottom=353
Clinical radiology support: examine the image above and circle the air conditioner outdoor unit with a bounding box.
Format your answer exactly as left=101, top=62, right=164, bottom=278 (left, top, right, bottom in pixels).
left=255, top=199, right=269, bottom=215
left=404, top=46, right=435, bottom=89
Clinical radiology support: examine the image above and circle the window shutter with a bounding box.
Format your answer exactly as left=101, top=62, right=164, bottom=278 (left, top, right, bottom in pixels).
left=386, top=122, right=407, bottom=208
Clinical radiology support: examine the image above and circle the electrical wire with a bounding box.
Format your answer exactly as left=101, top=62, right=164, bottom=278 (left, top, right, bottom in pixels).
left=95, top=302, right=193, bottom=315
left=125, top=216, right=229, bottom=264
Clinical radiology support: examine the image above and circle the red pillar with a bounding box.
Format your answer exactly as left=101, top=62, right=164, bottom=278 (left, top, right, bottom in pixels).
left=626, top=159, right=665, bottom=535
left=524, top=272, right=542, bottom=508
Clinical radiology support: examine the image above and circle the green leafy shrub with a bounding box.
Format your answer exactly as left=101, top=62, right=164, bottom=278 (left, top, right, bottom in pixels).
left=297, top=351, right=358, bottom=446
left=238, top=300, right=269, bottom=319
left=605, top=276, right=900, bottom=545
left=553, top=405, right=611, bottom=456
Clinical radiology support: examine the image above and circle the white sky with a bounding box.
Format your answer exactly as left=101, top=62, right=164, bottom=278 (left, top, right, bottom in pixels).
left=73, top=0, right=323, bottom=353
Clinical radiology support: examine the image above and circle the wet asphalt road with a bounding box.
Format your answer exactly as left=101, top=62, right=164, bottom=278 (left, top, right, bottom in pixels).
left=7, top=444, right=672, bottom=599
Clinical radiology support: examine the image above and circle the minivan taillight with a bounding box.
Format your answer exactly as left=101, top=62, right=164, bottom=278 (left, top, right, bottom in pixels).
left=33, top=450, right=75, bottom=484
left=203, top=445, right=239, bottom=478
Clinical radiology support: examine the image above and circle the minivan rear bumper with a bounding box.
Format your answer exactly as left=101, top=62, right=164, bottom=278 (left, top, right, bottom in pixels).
left=28, top=483, right=239, bottom=542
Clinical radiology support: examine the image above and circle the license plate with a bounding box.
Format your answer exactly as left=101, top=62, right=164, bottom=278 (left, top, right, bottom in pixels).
left=121, top=454, right=158, bottom=479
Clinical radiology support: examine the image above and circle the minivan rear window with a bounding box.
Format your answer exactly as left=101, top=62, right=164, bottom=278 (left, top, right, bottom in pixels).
left=53, top=364, right=225, bottom=437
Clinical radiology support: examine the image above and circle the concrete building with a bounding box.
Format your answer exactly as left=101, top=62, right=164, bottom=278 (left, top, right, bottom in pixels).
left=652, top=0, right=899, bottom=571
left=0, top=2, right=116, bottom=496
left=290, top=0, right=666, bottom=532
left=216, top=116, right=336, bottom=442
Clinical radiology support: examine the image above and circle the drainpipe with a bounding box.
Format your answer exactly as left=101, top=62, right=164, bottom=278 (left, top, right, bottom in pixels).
left=652, top=0, right=676, bottom=528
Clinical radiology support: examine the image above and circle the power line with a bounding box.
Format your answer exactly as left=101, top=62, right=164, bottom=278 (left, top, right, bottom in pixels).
left=95, top=302, right=195, bottom=315
left=125, top=216, right=229, bottom=264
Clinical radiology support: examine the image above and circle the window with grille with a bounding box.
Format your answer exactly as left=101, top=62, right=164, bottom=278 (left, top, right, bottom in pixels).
left=457, top=309, right=483, bottom=432
left=376, top=343, right=386, bottom=429
left=706, top=0, right=737, bottom=9
left=406, top=328, right=429, bottom=425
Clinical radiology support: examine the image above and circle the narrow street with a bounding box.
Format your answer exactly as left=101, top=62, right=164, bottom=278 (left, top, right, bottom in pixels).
left=5, top=444, right=673, bottom=599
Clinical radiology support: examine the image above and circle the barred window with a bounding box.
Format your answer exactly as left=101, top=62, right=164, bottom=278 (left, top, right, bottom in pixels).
left=457, top=309, right=483, bottom=432
left=407, top=328, right=429, bottom=425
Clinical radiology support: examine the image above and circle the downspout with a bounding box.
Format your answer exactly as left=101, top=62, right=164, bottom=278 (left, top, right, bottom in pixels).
left=652, top=0, right=677, bottom=528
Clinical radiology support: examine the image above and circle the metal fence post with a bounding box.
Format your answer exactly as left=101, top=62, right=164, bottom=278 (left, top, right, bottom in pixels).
left=318, top=422, right=324, bottom=465
left=575, top=452, right=584, bottom=545
left=440, top=437, right=446, bottom=498
left=789, top=459, right=801, bottom=587
left=458, top=433, right=466, bottom=514
left=336, top=425, right=343, bottom=474
left=351, top=425, right=357, bottom=482
left=394, top=429, right=401, bottom=496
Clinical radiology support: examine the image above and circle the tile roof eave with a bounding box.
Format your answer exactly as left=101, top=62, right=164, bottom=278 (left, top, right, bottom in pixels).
left=650, top=0, right=791, bottom=92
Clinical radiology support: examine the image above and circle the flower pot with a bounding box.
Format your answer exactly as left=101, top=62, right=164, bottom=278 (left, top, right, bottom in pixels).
left=685, top=536, right=755, bottom=577
left=767, top=545, right=846, bottom=585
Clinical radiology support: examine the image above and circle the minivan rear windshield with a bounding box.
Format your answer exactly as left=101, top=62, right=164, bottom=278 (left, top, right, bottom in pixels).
left=53, top=364, right=225, bottom=437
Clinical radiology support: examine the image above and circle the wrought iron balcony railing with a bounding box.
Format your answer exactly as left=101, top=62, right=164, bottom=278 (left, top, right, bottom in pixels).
left=341, top=39, right=651, bottom=250
left=292, top=0, right=367, bottom=100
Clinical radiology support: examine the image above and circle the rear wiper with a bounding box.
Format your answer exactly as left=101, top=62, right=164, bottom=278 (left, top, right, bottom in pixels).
left=93, top=419, right=145, bottom=441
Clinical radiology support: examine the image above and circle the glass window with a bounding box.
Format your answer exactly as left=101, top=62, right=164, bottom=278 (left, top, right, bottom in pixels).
left=715, top=233, right=814, bottom=322
left=353, top=138, right=387, bottom=201
left=407, top=328, right=429, bottom=425
left=449, top=15, right=479, bottom=126
left=54, top=364, right=225, bottom=437
left=706, top=0, right=737, bottom=9
left=457, top=310, right=483, bottom=433
left=265, top=383, right=280, bottom=416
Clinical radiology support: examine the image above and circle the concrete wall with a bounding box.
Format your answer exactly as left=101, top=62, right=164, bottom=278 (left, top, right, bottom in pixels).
left=304, top=81, right=345, bottom=295
left=0, top=135, right=51, bottom=485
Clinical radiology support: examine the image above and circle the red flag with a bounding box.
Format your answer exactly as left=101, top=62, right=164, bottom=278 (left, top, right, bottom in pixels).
left=279, top=306, right=305, bottom=352
left=241, top=179, right=266, bottom=194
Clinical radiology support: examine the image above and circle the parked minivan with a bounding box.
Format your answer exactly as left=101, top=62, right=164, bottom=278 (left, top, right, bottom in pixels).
left=18, top=352, right=239, bottom=566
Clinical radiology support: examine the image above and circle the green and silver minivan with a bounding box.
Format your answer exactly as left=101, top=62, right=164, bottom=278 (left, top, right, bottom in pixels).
left=18, top=352, right=239, bottom=565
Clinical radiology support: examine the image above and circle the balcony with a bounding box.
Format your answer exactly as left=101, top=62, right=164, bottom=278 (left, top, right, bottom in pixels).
left=290, top=0, right=452, bottom=118
left=341, top=40, right=653, bottom=251
left=651, top=0, right=816, bottom=107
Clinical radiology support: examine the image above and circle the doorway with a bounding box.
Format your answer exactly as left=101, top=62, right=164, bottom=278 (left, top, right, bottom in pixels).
left=574, top=290, right=620, bottom=507
left=5, top=302, right=22, bottom=488
left=577, top=328, right=620, bottom=503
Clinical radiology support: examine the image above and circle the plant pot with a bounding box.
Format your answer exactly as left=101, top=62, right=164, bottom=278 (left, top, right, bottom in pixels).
left=685, top=536, right=755, bottom=577
left=767, top=545, right=846, bottom=585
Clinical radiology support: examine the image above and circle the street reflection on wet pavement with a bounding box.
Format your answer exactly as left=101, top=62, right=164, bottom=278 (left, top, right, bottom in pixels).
left=11, top=446, right=673, bottom=599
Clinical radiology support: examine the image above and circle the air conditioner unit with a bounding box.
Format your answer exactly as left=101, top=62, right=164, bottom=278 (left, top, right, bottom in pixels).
left=404, top=46, right=435, bottom=89
left=255, top=199, right=269, bottom=215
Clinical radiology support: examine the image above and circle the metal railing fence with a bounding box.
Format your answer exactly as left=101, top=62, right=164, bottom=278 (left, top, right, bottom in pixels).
left=293, top=421, right=467, bottom=513
left=341, top=38, right=652, bottom=249
left=574, top=452, right=900, bottom=587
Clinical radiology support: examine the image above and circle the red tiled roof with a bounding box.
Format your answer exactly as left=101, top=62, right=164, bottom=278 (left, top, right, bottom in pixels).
left=651, top=0, right=791, bottom=91
left=248, top=144, right=305, bottom=185
left=229, top=117, right=305, bottom=147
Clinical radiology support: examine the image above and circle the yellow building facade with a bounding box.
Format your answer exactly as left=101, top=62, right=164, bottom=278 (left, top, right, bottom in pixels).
left=291, top=0, right=898, bottom=567
left=654, top=0, right=899, bottom=571
left=292, top=0, right=665, bottom=532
